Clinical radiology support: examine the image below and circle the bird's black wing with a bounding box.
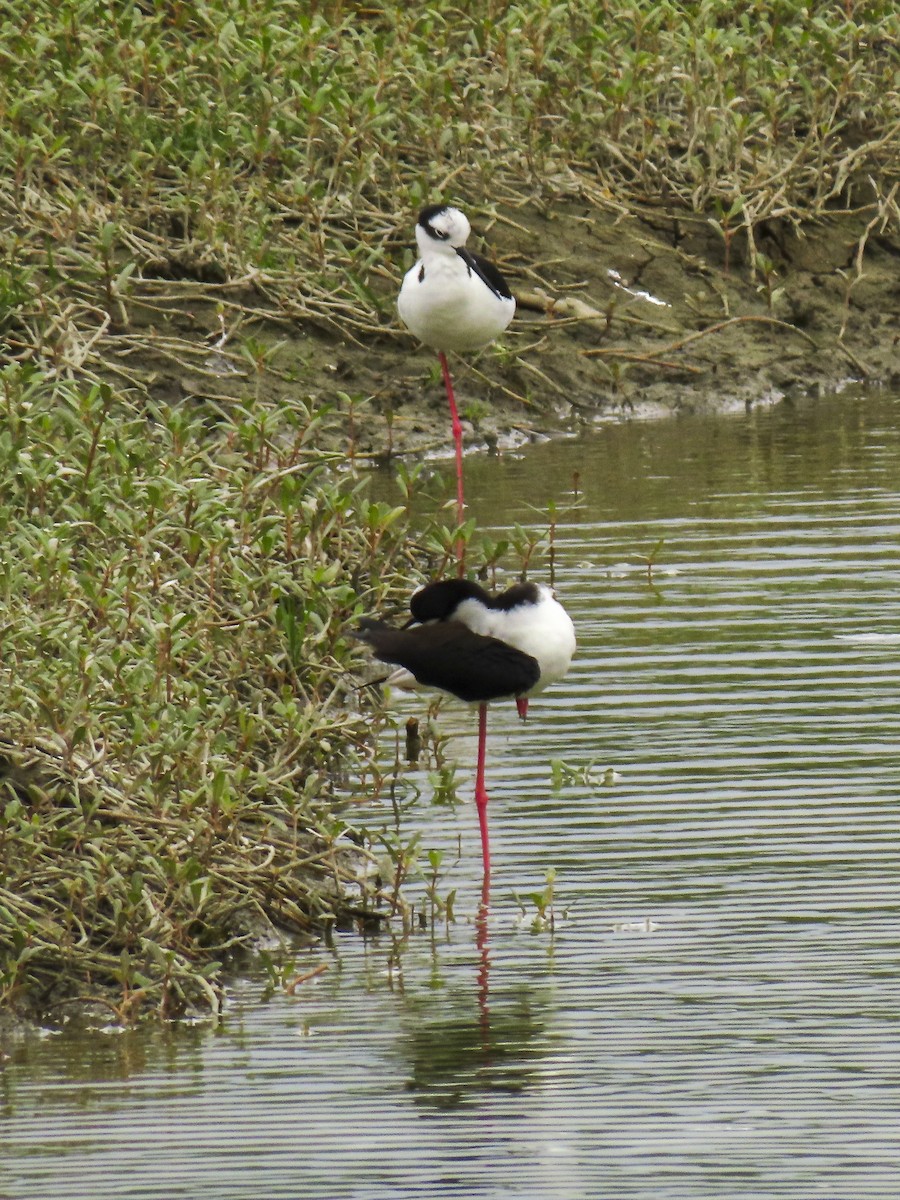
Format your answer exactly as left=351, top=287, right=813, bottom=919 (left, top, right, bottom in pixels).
left=454, top=247, right=513, bottom=301
left=356, top=619, right=539, bottom=703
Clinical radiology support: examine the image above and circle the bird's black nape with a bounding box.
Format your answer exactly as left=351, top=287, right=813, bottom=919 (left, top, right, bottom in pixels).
left=409, top=578, right=489, bottom=623
left=417, top=204, right=451, bottom=240
left=489, top=581, right=541, bottom=611
left=409, top=578, right=542, bottom=624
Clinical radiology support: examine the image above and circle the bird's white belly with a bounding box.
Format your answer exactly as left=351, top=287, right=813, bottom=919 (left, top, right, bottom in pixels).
left=398, top=260, right=515, bottom=353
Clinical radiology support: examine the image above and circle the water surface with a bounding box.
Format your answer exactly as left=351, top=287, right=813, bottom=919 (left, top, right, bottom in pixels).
left=4, top=387, right=900, bottom=1199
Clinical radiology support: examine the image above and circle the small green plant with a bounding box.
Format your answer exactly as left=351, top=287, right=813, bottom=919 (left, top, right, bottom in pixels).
left=551, top=759, right=622, bottom=790
left=462, top=398, right=489, bottom=428
left=709, top=196, right=746, bottom=274
left=420, top=849, right=457, bottom=931
left=753, top=252, right=785, bottom=313
left=509, top=522, right=547, bottom=577
left=427, top=764, right=461, bottom=808
left=640, top=537, right=666, bottom=586
left=515, top=868, right=561, bottom=934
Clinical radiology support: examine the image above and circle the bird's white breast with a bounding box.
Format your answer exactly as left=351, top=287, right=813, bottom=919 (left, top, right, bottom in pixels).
left=398, top=255, right=515, bottom=354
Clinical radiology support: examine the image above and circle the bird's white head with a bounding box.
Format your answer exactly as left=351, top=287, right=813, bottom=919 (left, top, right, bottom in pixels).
left=415, top=205, right=471, bottom=254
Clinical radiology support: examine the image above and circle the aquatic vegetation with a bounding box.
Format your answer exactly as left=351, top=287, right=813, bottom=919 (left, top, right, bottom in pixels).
left=514, top=867, right=562, bottom=934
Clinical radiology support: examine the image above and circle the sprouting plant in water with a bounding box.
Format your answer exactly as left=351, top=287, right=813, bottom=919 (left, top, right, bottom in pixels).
left=428, top=762, right=461, bottom=807
left=257, top=948, right=295, bottom=1002
left=510, top=521, right=546, bottom=577
left=515, top=868, right=560, bottom=934
left=521, top=493, right=585, bottom=585
left=547, top=499, right=559, bottom=587
left=374, top=826, right=421, bottom=922
left=476, top=533, right=510, bottom=590
left=551, top=758, right=622, bottom=790
left=421, top=848, right=457, bottom=931
left=640, top=536, right=665, bottom=586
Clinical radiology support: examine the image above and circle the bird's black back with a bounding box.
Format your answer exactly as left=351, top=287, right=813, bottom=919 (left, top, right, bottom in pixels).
left=356, top=619, right=540, bottom=703
left=455, top=246, right=513, bottom=301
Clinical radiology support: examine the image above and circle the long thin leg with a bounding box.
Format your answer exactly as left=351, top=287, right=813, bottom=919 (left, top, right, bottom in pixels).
left=438, top=351, right=466, bottom=573
left=474, top=702, right=491, bottom=882
left=476, top=875, right=491, bottom=1033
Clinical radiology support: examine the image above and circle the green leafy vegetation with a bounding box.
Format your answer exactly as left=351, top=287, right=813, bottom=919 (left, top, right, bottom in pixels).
left=2, top=1, right=897, bottom=383
left=1, top=0, right=898, bottom=1019
left=0, top=374, right=452, bottom=1019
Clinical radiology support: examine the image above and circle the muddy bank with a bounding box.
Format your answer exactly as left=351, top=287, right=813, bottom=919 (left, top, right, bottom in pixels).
left=134, top=196, right=900, bottom=461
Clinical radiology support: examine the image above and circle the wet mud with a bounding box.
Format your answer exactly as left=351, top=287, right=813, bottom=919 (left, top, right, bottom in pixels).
left=131, top=196, right=900, bottom=460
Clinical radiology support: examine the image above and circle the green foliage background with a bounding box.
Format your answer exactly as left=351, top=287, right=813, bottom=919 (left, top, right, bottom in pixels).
left=1, top=0, right=897, bottom=1018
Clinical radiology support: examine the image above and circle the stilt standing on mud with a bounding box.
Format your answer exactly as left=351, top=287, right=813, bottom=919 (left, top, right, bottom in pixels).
left=397, top=206, right=515, bottom=571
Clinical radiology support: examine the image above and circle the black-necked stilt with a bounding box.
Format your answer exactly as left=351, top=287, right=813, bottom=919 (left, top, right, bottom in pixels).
left=397, top=206, right=515, bottom=540
left=357, top=578, right=575, bottom=880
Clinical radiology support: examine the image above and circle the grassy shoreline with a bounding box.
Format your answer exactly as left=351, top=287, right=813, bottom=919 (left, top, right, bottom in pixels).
left=3, top=2, right=898, bottom=399
left=2, top=1, right=899, bottom=1021
left=0, top=378, right=453, bottom=1019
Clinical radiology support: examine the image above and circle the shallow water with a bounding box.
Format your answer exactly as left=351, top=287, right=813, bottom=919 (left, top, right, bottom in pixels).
left=4, top=387, right=900, bottom=1199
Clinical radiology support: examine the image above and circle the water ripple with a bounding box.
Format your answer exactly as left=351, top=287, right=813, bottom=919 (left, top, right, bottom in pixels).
left=5, top=389, right=900, bottom=1199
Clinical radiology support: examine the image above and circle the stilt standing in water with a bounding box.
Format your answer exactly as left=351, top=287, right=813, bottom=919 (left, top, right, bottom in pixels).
left=357, top=578, right=575, bottom=881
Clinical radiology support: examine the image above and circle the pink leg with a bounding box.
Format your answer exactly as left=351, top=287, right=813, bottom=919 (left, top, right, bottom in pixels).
left=474, top=702, right=491, bottom=882
left=476, top=875, right=491, bottom=1032
left=438, top=351, right=466, bottom=573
